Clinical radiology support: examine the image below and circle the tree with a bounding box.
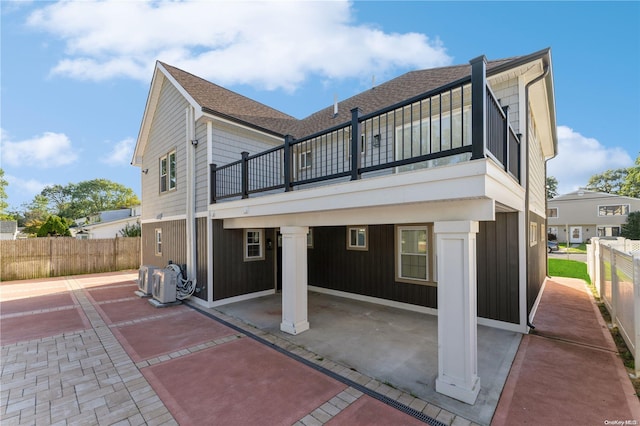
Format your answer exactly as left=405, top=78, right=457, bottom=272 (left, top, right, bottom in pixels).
left=36, top=179, right=140, bottom=219
left=37, top=215, right=71, bottom=237
left=621, top=211, right=640, bottom=240
left=22, top=195, right=52, bottom=235
left=585, top=153, right=640, bottom=197
left=0, top=168, right=15, bottom=220
left=585, top=168, right=628, bottom=194
left=620, top=154, right=640, bottom=198
left=119, top=222, right=141, bottom=237
left=546, top=176, right=559, bottom=199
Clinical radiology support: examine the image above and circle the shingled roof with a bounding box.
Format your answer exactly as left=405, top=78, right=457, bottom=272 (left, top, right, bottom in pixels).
left=161, top=50, right=546, bottom=140
left=160, top=62, right=298, bottom=137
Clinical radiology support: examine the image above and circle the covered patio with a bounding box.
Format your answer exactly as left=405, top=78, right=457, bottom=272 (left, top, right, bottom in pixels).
left=208, top=290, right=521, bottom=425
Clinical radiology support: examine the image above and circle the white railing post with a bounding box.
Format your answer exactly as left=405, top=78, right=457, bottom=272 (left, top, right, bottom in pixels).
left=634, top=254, right=640, bottom=378
left=611, top=245, right=618, bottom=328
left=593, top=239, right=602, bottom=297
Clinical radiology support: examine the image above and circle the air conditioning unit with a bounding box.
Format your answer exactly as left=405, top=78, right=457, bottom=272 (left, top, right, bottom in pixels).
left=151, top=268, right=178, bottom=304
left=137, top=265, right=158, bottom=295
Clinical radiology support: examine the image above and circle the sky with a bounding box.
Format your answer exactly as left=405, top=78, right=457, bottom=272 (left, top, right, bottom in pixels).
left=1, top=1, right=639, bottom=212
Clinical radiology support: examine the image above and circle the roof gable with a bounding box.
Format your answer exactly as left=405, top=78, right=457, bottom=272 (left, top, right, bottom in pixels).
left=133, top=49, right=555, bottom=164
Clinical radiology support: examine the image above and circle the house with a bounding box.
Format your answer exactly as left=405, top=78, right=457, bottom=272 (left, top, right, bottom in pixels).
left=0, top=221, right=18, bottom=240
left=131, top=48, right=557, bottom=404
left=73, top=206, right=141, bottom=239
left=547, top=190, right=640, bottom=243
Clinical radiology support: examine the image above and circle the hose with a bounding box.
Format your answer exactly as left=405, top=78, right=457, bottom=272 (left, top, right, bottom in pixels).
left=166, top=263, right=196, bottom=300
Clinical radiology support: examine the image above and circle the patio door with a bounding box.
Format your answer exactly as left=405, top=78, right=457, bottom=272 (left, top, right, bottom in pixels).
left=569, top=226, right=582, bottom=244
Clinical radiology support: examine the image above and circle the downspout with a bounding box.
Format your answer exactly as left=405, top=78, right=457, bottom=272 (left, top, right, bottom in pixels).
left=524, top=64, right=550, bottom=330
left=185, top=106, right=198, bottom=294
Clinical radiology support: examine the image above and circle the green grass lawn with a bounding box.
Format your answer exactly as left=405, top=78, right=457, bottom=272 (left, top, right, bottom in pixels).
left=548, top=258, right=591, bottom=283
left=558, top=243, right=587, bottom=253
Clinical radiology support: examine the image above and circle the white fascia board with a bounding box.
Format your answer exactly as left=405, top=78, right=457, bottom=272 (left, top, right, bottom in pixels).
left=140, top=214, right=187, bottom=224
left=211, top=159, right=508, bottom=228
left=132, top=63, right=203, bottom=166
left=485, top=160, right=526, bottom=211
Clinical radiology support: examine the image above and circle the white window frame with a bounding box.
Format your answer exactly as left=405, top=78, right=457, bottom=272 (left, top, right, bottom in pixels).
left=394, top=106, right=471, bottom=166
left=346, top=226, right=368, bottom=251
left=307, top=228, right=314, bottom=248
left=598, top=204, right=629, bottom=216
left=244, top=229, right=264, bottom=261
left=299, top=150, right=312, bottom=170
left=155, top=228, right=162, bottom=256
left=530, top=222, right=538, bottom=246
left=395, top=224, right=435, bottom=286
left=547, top=207, right=559, bottom=218
left=159, top=150, right=177, bottom=193
left=345, top=134, right=367, bottom=161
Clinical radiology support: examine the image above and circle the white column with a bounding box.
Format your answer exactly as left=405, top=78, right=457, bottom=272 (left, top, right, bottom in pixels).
left=280, top=226, right=310, bottom=335
left=434, top=220, right=480, bottom=405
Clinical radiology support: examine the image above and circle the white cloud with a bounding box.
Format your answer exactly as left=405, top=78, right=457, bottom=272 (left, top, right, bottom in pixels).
left=548, top=125, right=633, bottom=195
left=26, top=1, right=452, bottom=90
left=5, top=174, right=50, bottom=199
left=1, top=130, right=79, bottom=168
left=101, top=137, right=135, bottom=166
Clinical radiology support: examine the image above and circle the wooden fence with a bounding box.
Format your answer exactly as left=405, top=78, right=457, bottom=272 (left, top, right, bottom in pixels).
left=1, top=237, right=141, bottom=281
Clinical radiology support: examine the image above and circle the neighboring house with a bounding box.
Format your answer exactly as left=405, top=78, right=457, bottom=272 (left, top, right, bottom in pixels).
left=132, top=48, right=557, bottom=404
left=547, top=190, right=640, bottom=243
left=73, top=206, right=141, bottom=239
left=0, top=221, right=18, bottom=240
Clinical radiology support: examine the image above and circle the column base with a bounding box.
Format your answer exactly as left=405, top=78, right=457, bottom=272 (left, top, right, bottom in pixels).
left=436, top=375, right=480, bottom=405
left=280, top=320, right=310, bottom=335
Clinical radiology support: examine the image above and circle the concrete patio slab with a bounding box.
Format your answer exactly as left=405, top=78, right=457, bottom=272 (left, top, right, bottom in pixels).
left=213, top=291, right=521, bottom=425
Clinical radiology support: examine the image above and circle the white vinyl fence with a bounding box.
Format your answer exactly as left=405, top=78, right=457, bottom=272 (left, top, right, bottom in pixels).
left=587, top=237, right=640, bottom=377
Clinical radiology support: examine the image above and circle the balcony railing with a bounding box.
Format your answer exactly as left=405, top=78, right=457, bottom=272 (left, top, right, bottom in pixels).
left=210, top=57, right=520, bottom=203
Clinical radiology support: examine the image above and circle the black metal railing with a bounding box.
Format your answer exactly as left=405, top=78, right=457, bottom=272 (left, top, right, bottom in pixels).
left=211, top=57, right=521, bottom=203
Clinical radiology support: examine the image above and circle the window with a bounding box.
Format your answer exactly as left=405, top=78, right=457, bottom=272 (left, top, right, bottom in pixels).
left=159, top=150, right=176, bottom=193
left=244, top=229, right=264, bottom=261
left=547, top=207, right=558, bottom=218
left=299, top=150, right=312, bottom=169
left=346, top=226, right=367, bottom=250
left=155, top=228, right=162, bottom=255
left=597, top=226, right=621, bottom=237
left=396, top=225, right=434, bottom=285
left=530, top=222, right=538, bottom=246
left=345, top=134, right=367, bottom=161
left=395, top=106, right=471, bottom=172
left=598, top=204, right=629, bottom=216
left=307, top=228, right=314, bottom=248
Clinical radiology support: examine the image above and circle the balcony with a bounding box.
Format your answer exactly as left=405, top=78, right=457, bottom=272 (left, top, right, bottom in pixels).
left=210, top=57, right=520, bottom=204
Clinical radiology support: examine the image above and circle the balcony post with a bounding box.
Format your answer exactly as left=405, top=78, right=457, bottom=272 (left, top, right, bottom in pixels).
left=470, top=55, right=487, bottom=160
left=284, top=135, right=294, bottom=192
left=241, top=151, right=249, bottom=199
left=503, top=105, right=510, bottom=172
left=209, top=163, right=217, bottom=204
left=350, top=107, right=362, bottom=181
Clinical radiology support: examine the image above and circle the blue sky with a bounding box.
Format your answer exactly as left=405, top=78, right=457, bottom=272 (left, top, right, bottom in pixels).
left=1, top=1, right=639, bottom=211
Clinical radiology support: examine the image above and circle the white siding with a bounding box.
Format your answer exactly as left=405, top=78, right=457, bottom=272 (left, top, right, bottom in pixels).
left=528, top=110, right=546, bottom=217
left=140, top=78, right=189, bottom=220
left=194, top=121, right=209, bottom=212
left=489, top=75, right=521, bottom=134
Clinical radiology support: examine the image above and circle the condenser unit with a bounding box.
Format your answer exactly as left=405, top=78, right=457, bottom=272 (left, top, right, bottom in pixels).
left=137, top=265, right=158, bottom=296
left=151, top=268, right=178, bottom=304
